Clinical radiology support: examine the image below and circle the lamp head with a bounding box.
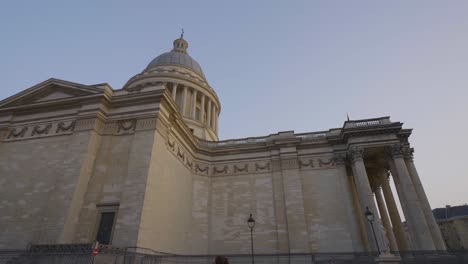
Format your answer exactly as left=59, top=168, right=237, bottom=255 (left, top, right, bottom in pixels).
left=364, top=206, right=374, bottom=222
left=247, top=214, right=255, bottom=229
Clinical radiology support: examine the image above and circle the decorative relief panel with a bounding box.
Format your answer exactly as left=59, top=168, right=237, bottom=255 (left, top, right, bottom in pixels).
left=195, top=164, right=209, bottom=175
left=255, top=162, right=271, bottom=172
left=2, top=117, right=155, bottom=142
left=7, top=127, right=28, bottom=139
left=31, top=124, right=52, bottom=136
left=234, top=164, right=249, bottom=173
left=318, top=157, right=334, bottom=168
left=117, top=119, right=136, bottom=134
left=298, top=156, right=336, bottom=170
left=163, top=135, right=337, bottom=177
left=299, top=159, right=314, bottom=169
left=56, top=121, right=75, bottom=133
left=212, top=165, right=229, bottom=176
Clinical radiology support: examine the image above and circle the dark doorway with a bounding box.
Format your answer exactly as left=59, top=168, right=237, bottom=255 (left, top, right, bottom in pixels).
left=96, top=212, right=116, bottom=245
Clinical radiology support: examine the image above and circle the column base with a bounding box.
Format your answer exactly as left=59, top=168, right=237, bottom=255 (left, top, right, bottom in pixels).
left=375, top=252, right=401, bottom=264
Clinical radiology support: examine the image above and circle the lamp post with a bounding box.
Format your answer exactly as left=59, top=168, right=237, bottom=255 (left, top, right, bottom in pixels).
left=364, top=206, right=380, bottom=253
left=247, top=214, right=255, bottom=264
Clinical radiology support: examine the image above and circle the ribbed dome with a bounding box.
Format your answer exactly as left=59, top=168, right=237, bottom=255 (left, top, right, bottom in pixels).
left=146, top=51, right=205, bottom=79
left=146, top=35, right=206, bottom=79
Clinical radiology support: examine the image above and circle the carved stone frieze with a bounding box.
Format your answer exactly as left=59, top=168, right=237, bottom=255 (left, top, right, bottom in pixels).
left=177, top=147, right=185, bottom=161
left=136, top=118, right=157, bottom=131
left=186, top=158, right=193, bottom=169
left=318, top=157, right=334, bottom=168
left=7, top=127, right=28, bottom=139
left=195, top=164, right=209, bottom=174
left=56, top=121, right=75, bottom=133
left=281, top=158, right=299, bottom=170
left=117, top=119, right=136, bottom=134
left=255, top=162, right=271, bottom=172
left=167, top=138, right=175, bottom=151
left=0, top=128, right=8, bottom=141
left=234, top=164, right=249, bottom=173
left=31, top=124, right=52, bottom=136
left=213, top=165, right=229, bottom=175
left=299, top=159, right=314, bottom=169
left=75, top=118, right=104, bottom=133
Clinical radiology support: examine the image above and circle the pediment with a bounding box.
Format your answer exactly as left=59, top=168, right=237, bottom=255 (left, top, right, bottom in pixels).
left=0, top=78, right=106, bottom=109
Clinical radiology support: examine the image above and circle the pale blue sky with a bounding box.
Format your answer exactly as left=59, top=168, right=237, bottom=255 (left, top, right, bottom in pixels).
left=1, top=1, right=467, bottom=208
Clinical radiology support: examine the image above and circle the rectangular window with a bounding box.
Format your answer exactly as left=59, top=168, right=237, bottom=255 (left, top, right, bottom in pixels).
left=95, top=204, right=118, bottom=245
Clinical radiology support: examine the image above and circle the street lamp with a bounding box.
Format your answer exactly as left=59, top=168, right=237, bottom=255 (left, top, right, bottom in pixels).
left=247, top=214, right=255, bottom=264
left=364, top=206, right=380, bottom=253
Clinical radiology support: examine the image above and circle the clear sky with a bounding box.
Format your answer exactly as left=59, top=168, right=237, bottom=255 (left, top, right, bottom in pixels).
left=1, top=1, right=467, bottom=209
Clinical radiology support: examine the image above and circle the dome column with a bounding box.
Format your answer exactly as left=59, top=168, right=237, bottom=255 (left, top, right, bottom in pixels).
left=214, top=106, right=218, bottom=133
left=200, top=94, right=205, bottom=124
left=181, top=85, right=188, bottom=116
left=207, top=100, right=212, bottom=128
left=191, top=89, right=198, bottom=119
left=212, top=104, right=216, bottom=130
left=172, top=83, right=177, bottom=101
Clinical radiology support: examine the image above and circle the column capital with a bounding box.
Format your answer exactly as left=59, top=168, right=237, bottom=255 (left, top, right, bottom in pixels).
left=385, top=144, right=404, bottom=159
left=403, top=147, right=414, bottom=162
left=348, top=147, right=364, bottom=163
left=332, top=153, right=348, bottom=166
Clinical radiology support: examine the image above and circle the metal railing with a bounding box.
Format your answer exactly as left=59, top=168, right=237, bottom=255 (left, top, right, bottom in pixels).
left=1, top=244, right=468, bottom=264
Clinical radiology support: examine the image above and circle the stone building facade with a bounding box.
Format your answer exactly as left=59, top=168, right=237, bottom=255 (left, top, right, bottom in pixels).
left=0, top=35, right=446, bottom=255
left=433, top=205, right=468, bottom=250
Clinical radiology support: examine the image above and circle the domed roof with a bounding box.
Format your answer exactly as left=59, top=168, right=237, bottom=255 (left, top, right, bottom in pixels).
left=146, top=34, right=206, bottom=79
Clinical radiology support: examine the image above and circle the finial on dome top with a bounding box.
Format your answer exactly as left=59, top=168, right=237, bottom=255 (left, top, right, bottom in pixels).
left=172, top=30, right=189, bottom=53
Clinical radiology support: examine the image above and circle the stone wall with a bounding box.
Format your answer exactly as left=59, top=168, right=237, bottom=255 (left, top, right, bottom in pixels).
left=0, top=130, right=99, bottom=249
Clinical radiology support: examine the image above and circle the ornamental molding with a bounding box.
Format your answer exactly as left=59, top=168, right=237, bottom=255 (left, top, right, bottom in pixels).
left=402, top=147, right=414, bottom=161
left=348, top=147, right=364, bottom=163
left=385, top=144, right=404, bottom=159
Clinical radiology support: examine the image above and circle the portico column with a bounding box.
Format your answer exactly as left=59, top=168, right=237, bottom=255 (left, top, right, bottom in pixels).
left=403, top=148, right=446, bottom=250
left=191, top=89, right=197, bottom=119
left=349, top=147, right=389, bottom=253
left=386, top=144, right=435, bottom=250
left=379, top=172, right=410, bottom=251
left=207, top=100, right=212, bottom=128
left=181, top=85, right=188, bottom=116
left=200, top=94, right=205, bottom=124
left=375, top=187, right=398, bottom=252
left=172, top=83, right=177, bottom=101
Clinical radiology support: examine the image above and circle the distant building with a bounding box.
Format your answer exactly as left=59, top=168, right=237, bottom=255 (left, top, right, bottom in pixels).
left=433, top=205, right=468, bottom=250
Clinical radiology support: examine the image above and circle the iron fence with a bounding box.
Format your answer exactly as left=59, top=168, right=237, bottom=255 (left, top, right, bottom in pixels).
left=1, top=244, right=468, bottom=264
